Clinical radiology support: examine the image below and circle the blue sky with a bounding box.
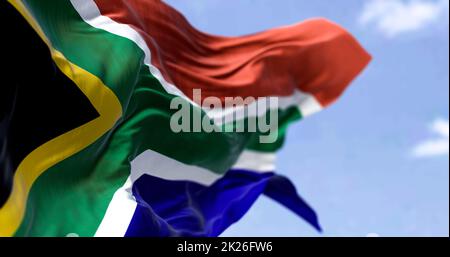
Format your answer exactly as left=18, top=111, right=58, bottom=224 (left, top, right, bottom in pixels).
left=165, top=0, right=449, bottom=237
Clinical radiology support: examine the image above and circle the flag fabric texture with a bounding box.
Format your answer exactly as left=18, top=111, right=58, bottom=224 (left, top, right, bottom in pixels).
left=0, top=0, right=371, bottom=237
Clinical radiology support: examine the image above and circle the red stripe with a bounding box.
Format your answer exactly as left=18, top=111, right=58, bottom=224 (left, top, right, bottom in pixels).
left=94, top=0, right=371, bottom=107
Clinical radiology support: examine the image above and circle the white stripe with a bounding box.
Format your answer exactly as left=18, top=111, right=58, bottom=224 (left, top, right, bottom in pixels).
left=232, top=150, right=276, bottom=172
left=69, top=0, right=323, bottom=124
left=130, top=149, right=275, bottom=188
left=94, top=178, right=137, bottom=237
left=296, top=93, right=323, bottom=117
left=130, top=149, right=221, bottom=186
left=206, top=90, right=323, bottom=123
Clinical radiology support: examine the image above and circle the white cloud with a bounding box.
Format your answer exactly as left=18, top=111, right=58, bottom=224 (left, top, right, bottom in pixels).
left=412, top=118, right=449, bottom=158
left=359, top=0, right=449, bottom=37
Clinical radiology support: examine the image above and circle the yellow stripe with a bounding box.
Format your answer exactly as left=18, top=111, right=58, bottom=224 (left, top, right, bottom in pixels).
left=0, top=0, right=123, bottom=236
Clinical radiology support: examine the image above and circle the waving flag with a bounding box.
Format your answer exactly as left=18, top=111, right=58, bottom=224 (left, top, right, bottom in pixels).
left=0, top=0, right=370, bottom=237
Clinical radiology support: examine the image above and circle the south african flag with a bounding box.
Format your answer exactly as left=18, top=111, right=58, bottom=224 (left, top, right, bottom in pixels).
left=0, top=0, right=370, bottom=237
